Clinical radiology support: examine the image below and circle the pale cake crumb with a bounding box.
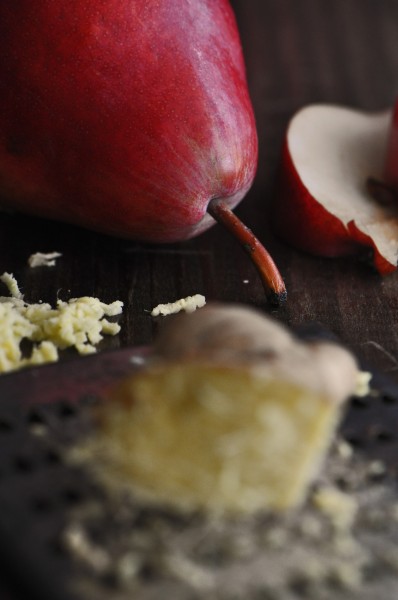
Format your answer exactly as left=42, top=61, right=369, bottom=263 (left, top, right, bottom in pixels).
left=367, top=460, right=386, bottom=478
left=336, top=439, right=354, bottom=460
left=312, top=487, right=358, bottom=530
left=355, top=371, right=372, bottom=396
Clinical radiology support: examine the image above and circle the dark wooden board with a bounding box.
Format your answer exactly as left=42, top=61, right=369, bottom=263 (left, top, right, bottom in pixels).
left=2, top=0, right=397, bottom=378
left=1, top=14, right=397, bottom=377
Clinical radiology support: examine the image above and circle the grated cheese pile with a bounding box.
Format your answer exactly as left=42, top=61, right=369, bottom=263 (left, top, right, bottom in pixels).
left=0, top=273, right=123, bottom=374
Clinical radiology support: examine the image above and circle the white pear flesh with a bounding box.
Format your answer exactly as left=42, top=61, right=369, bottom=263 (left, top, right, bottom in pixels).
left=288, top=104, right=398, bottom=268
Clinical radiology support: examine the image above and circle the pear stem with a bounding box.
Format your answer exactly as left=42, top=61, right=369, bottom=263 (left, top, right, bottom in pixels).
left=208, top=198, right=287, bottom=305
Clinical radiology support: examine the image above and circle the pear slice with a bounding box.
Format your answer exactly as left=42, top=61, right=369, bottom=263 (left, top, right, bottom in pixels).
left=273, top=104, right=398, bottom=274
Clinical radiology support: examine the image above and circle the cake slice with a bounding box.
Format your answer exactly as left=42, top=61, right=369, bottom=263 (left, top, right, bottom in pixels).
left=79, top=304, right=365, bottom=514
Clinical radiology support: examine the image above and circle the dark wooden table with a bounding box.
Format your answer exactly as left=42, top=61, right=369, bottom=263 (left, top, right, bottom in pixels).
left=1, top=0, right=396, bottom=375
left=1, top=1, right=397, bottom=375
left=4, top=0, right=398, bottom=375
left=1, top=2, right=398, bottom=598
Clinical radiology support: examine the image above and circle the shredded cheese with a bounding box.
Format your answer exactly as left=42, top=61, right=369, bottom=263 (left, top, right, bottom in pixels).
left=0, top=272, right=23, bottom=299
left=28, top=251, right=62, bottom=268
left=151, top=294, right=206, bottom=317
left=0, top=273, right=123, bottom=374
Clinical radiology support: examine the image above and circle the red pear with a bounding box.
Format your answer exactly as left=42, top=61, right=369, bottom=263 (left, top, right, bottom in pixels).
left=273, top=103, right=398, bottom=274
left=0, top=0, right=286, bottom=302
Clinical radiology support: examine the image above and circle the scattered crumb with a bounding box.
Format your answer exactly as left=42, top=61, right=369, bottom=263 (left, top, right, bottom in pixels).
left=367, top=460, right=386, bottom=478
left=115, top=552, right=143, bottom=585
left=63, top=523, right=111, bottom=573
left=243, top=280, right=249, bottom=284
left=28, top=251, right=62, bottom=268
left=329, top=561, right=363, bottom=591
left=61, top=427, right=398, bottom=600
left=129, top=355, right=146, bottom=366
left=0, top=273, right=123, bottom=374
left=336, top=439, right=354, bottom=460
left=355, top=371, right=372, bottom=396
left=332, top=534, right=362, bottom=558
left=298, top=514, right=324, bottom=540
left=261, top=526, right=289, bottom=549
left=151, top=294, right=206, bottom=317
left=312, top=486, right=358, bottom=530
left=162, top=553, right=214, bottom=590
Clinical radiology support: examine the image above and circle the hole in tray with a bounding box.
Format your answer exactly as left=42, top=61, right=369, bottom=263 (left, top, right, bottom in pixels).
left=44, top=449, right=62, bottom=465
left=31, top=496, right=54, bottom=514
left=57, top=402, right=78, bottom=419
left=366, top=425, right=396, bottom=444
left=381, top=393, right=397, bottom=405
left=48, top=536, right=67, bottom=556
left=367, top=468, right=387, bottom=482
left=375, top=430, right=395, bottom=443
left=100, top=572, right=119, bottom=590
left=351, top=396, right=369, bottom=409
left=288, top=575, right=311, bottom=597
left=14, top=455, right=34, bottom=473
left=344, top=435, right=365, bottom=449
left=335, top=476, right=350, bottom=491
left=26, top=409, right=47, bottom=427
left=61, top=488, right=85, bottom=505
left=0, top=418, right=14, bottom=433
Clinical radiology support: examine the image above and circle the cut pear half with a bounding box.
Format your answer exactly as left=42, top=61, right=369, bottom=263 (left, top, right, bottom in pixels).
left=274, top=104, right=398, bottom=274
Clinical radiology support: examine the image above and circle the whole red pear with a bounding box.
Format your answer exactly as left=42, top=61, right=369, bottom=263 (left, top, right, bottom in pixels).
left=0, top=0, right=258, bottom=243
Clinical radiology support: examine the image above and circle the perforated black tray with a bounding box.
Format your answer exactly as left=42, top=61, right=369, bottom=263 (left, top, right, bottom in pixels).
left=0, top=347, right=143, bottom=600
left=0, top=347, right=397, bottom=600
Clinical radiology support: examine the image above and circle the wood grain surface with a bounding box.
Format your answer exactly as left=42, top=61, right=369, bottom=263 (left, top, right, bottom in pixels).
left=1, top=0, right=398, bottom=380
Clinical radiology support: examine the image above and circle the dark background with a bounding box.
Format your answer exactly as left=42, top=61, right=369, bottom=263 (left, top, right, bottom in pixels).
left=1, top=0, right=398, bottom=375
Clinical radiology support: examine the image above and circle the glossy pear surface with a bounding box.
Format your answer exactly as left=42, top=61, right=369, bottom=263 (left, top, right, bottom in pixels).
left=0, top=1, right=257, bottom=242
